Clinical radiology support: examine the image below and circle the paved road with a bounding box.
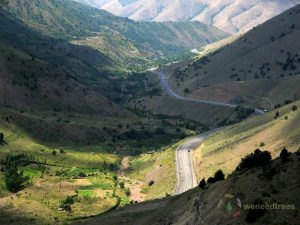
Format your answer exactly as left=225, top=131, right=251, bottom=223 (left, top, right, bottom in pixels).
left=153, top=70, right=264, bottom=194
left=154, top=71, right=264, bottom=114
left=176, top=136, right=202, bottom=194
left=175, top=129, right=221, bottom=194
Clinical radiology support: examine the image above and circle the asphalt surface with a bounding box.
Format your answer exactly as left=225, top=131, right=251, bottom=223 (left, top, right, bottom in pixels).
left=154, top=71, right=264, bottom=114
left=153, top=70, right=264, bottom=194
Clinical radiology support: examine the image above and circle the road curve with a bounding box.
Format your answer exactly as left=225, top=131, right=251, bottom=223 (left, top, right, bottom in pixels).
left=152, top=70, right=264, bottom=194
left=154, top=71, right=264, bottom=114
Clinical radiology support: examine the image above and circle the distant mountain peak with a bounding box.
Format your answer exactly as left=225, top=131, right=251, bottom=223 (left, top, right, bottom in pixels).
left=75, top=0, right=300, bottom=33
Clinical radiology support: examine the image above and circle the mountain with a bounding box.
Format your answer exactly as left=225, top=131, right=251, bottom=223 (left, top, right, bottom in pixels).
left=3, top=0, right=228, bottom=69
left=75, top=0, right=300, bottom=33
left=167, top=4, right=300, bottom=111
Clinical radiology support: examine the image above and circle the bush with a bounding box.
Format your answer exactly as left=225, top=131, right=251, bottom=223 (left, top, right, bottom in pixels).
left=292, top=105, right=297, bottom=111
left=274, top=111, right=280, bottom=119
left=198, top=178, right=206, bottom=189
left=148, top=180, right=155, bottom=186
left=280, top=147, right=290, bottom=163
left=119, top=182, right=125, bottom=189
left=52, top=150, right=57, bottom=156
left=59, top=196, right=74, bottom=212
left=237, top=149, right=272, bottom=170
left=78, top=172, right=86, bottom=178
left=125, top=188, right=131, bottom=196
left=213, top=170, right=225, bottom=182
left=207, top=177, right=214, bottom=183
left=245, top=199, right=266, bottom=223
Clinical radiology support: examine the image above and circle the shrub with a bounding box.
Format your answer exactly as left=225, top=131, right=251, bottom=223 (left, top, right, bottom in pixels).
left=59, top=196, right=74, bottom=212
left=245, top=199, right=266, bottom=223
left=148, top=180, right=155, bottom=186
left=274, top=111, right=280, bottom=119
left=52, top=150, right=57, bottom=155
left=237, top=149, right=272, bottom=170
left=198, top=178, right=206, bottom=189
left=125, top=188, right=131, bottom=196
left=260, top=142, right=265, bottom=147
left=213, top=170, right=225, bottom=182
left=207, top=177, right=214, bottom=183
left=119, top=182, right=125, bottom=189
left=280, top=147, right=290, bottom=163
left=292, top=105, right=297, bottom=111
left=78, top=172, right=86, bottom=178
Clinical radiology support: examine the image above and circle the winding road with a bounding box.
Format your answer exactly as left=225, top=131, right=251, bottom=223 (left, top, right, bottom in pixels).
left=155, top=71, right=264, bottom=114
left=153, top=70, right=264, bottom=194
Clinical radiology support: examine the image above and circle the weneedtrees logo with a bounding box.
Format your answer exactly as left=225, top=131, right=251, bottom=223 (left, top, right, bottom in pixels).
left=217, top=194, right=242, bottom=218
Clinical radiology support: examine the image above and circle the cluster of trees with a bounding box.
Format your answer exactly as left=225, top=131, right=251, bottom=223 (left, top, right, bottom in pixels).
left=199, top=169, right=225, bottom=189
left=3, top=156, right=28, bottom=192
left=237, top=149, right=271, bottom=170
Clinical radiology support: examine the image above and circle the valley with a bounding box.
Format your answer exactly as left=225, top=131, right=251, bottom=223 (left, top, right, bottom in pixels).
left=0, top=1, right=299, bottom=225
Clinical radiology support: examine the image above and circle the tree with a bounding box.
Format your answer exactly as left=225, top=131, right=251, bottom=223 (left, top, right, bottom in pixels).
left=148, top=180, right=154, bottom=186
left=274, top=111, right=280, bottom=119
left=4, top=157, right=28, bottom=192
left=199, top=178, right=206, bottom=189
left=207, top=177, right=214, bottom=183
left=59, top=196, right=74, bottom=212
left=184, top=88, right=190, bottom=95
left=280, top=147, right=289, bottom=163
left=0, top=0, right=8, bottom=7
left=0, top=132, right=4, bottom=144
left=213, top=170, right=225, bottom=182
left=292, top=105, right=297, bottom=111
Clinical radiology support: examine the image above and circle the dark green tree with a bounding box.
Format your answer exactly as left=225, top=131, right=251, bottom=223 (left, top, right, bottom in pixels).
left=199, top=178, right=206, bottom=189
left=213, top=170, right=225, bottom=182
left=0, top=132, right=4, bottom=144
left=280, top=147, right=289, bottom=163
left=4, top=157, right=28, bottom=192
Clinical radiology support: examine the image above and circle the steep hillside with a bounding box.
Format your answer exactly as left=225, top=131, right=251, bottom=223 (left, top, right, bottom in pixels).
left=4, top=0, right=228, bottom=68
left=194, top=100, right=300, bottom=180
left=169, top=4, right=300, bottom=110
left=72, top=150, right=300, bottom=225
left=76, top=0, right=300, bottom=33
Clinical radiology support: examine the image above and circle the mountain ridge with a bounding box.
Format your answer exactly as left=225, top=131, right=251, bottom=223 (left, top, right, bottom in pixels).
left=75, top=0, right=300, bottom=33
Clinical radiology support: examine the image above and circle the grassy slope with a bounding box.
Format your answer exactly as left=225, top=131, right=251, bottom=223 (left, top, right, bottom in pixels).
left=125, top=140, right=188, bottom=200
left=194, top=100, right=300, bottom=180
left=72, top=151, right=300, bottom=225
left=0, top=118, right=128, bottom=224
left=0, top=116, right=181, bottom=224
left=169, top=5, right=300, bottom=109
left=5, top=0, right=228, bottom=67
